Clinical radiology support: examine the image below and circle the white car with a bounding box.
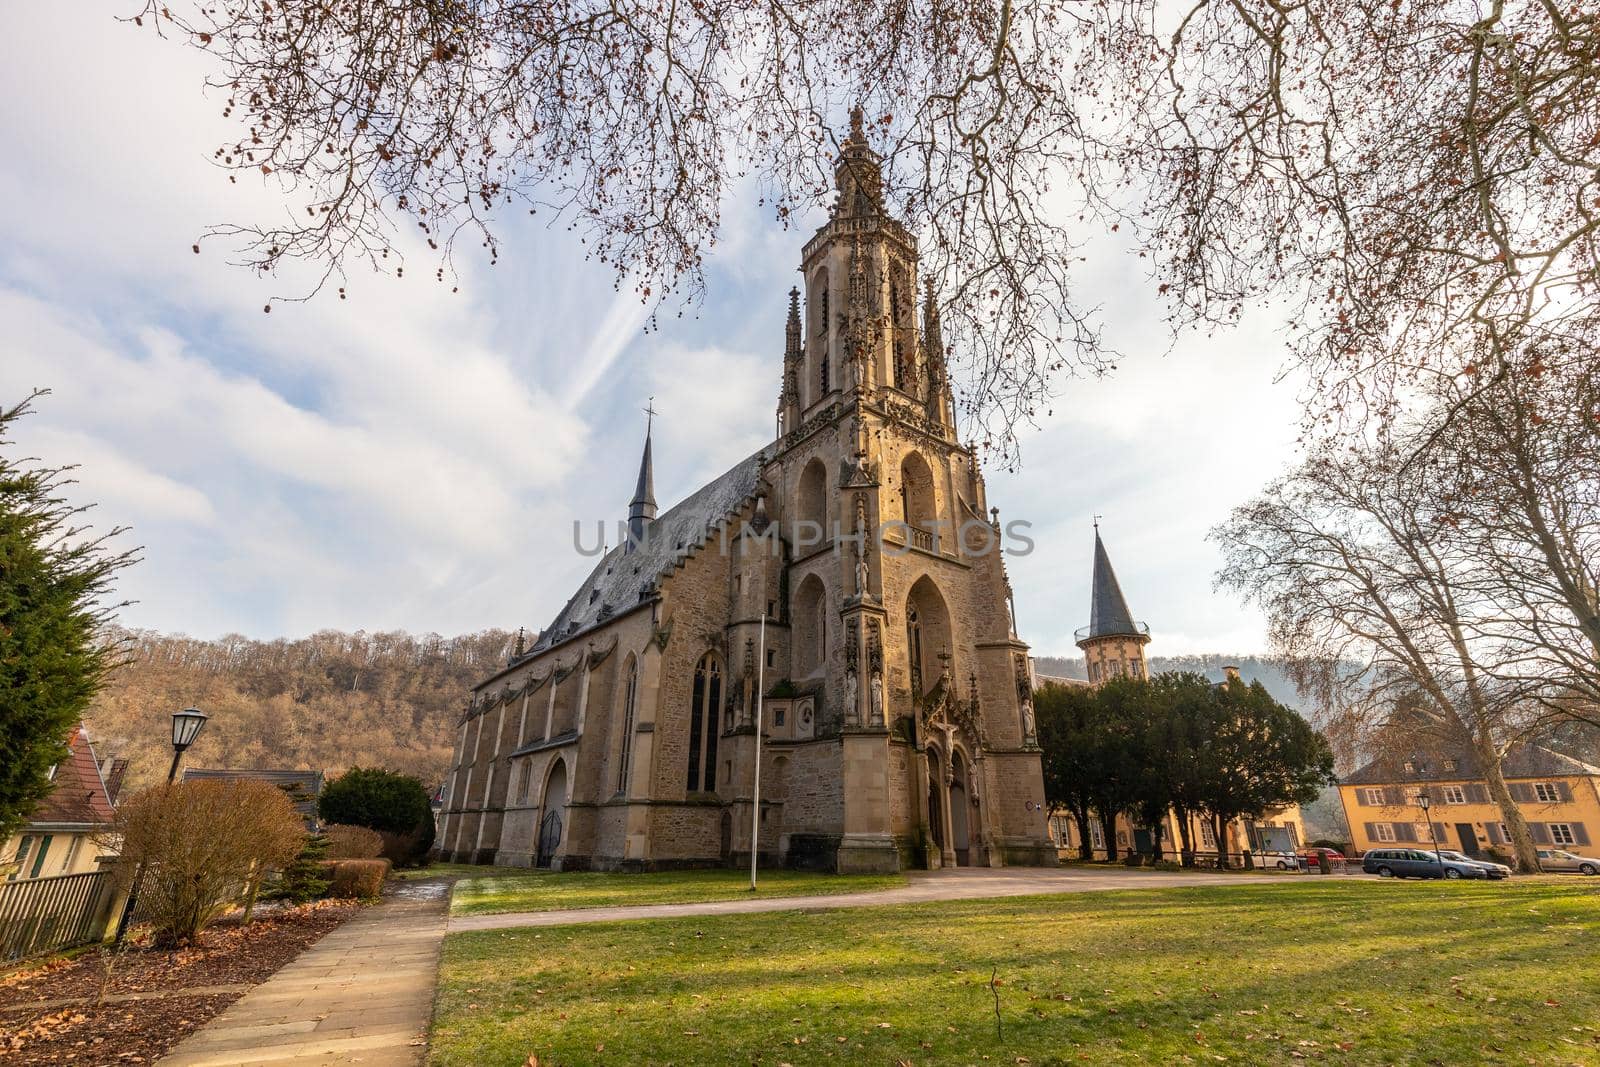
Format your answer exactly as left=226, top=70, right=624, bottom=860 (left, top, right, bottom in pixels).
left=1255, top=849, right=1303, bottom=871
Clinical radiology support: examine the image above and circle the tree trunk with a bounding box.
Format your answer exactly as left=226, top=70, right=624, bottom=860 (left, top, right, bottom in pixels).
left=1094, top=805, right=1119, bottom=862
left=1174, top=807, right=1195, bottom=867
left=1211, top=814, right=1229, bottom=869
left=1149, top=823, right=1165, bottom=864
left=1072, top=808, right=1094, bottom=863
left=1476, top=733, right=1541, bottom=871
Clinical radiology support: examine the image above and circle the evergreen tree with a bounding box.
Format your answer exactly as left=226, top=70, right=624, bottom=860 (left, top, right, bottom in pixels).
left=0, top=392, right=134, bottom=843
left=271, top=832, right=332, bottom=903
left=317, top=767, right=435, bottom=865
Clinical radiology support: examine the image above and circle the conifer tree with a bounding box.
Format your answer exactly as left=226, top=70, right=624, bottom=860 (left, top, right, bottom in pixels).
left=0, top=392, right=134, bottom=843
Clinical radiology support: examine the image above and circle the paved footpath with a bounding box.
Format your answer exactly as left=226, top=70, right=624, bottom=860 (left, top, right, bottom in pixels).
left=159, top=881, right=449, bottom=1067
left=451, top=864, right=1312, bottom=932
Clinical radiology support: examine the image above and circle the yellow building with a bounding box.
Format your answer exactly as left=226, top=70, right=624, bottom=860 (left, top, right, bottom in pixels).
left=1337, top=742, right=1599, bottom=857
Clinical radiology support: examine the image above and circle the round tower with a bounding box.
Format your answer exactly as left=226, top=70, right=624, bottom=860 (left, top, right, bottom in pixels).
left=1074, top=524, right=1150, bottom=684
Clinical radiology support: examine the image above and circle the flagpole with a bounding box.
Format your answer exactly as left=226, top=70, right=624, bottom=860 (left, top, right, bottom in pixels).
left=750, top=610, right=766, bottom=891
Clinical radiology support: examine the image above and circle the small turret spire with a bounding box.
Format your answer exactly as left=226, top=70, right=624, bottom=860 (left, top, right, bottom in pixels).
left=626, top=400, right=658, bottom=551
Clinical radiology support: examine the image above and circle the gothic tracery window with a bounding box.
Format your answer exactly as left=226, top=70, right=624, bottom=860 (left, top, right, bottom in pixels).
left=687, top=653, right=722, bottom=792
left=616, top=658, right=639, bottom=795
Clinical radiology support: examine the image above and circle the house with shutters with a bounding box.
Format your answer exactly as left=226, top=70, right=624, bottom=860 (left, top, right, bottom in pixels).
left=1337, top=741, right=1600, bottom=857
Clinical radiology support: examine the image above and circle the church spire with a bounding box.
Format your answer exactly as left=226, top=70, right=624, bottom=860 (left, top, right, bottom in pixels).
left=626, top=401, right=658, bottom=550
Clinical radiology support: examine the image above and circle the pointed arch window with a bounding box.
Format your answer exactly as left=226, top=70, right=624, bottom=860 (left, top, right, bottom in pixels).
left=908, top=606, right=924, bottom=699
left=616, top=658, right=639, bottom=795
left=687, top=653, right=723, bottom=792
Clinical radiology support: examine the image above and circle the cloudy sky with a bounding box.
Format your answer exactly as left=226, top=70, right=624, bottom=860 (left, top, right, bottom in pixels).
left=1, top=5, right=1308, bottom=658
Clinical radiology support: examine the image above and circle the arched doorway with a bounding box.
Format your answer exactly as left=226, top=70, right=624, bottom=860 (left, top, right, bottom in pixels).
left=950, top=750, right=972, bottom=866
left=536, top=759, right=568, bottom=869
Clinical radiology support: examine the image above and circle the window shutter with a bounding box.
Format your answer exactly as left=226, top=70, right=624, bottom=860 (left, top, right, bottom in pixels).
left=1354, top=789, right=1370, bottom=807
left=1571, top=823, right=1591, bottom=847
left=1507, top=782, right=1534, bottom=803
left=1363, top=821, right=1378, bottom=842
left=1432, top=822, right=1448, bottom=843
left=1396, top=823, right=1417, bottom=842
left=1556, top=781, right=1574, bottom=803
left=1465, top=783, right=1490, bottom=804
left=1385, top=786, right=1405, bottom=805
left=1528, top=822, right=1551, bottom=844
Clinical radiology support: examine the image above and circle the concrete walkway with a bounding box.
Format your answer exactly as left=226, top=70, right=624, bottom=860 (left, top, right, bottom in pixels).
left=451, top=864, right=1305, bottom=932
left=159, top=881, right=449, bottom=1067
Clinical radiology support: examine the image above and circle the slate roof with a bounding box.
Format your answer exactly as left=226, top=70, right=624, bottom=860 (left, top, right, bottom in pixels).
left=1081, top=529, right=1145, bottom=641
left=183, top=768, right=324, bottom=821
left=1342, top=741, right=1600, bottom=786
left=27, top=725, right=117, bottom=830
left=526, top=447, right=767, bottom=657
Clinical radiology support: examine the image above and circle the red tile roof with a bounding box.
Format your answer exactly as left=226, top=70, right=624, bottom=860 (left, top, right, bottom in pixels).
left=27, top=725, right=117, bottom=830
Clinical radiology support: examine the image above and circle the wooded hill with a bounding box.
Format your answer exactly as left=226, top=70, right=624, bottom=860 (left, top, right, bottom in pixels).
left=1033, top=654, right=1304, bottom=707
left=87, top=628, right=516, bottom=794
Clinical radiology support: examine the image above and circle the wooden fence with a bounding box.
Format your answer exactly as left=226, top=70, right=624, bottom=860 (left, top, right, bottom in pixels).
left=0, top=870, right=113, bottom=961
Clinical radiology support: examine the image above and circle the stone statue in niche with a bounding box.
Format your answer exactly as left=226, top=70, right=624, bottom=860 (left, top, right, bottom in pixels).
left=867, top=619, right=885, bottom=726
left=1015, top=652, right=1038, bottom=747
left=844, top=618, right=861, bottom=728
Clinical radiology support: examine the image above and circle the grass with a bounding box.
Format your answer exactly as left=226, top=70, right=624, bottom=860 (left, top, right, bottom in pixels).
left=390, top=862, right=529, bottom=881
left=431, top=879, right=1600, bottom=1066
left=449, top=868, right=907, bottom=915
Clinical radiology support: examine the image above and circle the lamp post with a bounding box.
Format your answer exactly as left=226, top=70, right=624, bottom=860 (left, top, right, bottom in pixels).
left=1417, top=792, right=1445, bottom=870
left=114, top=708, right=209, bottom=943
left=167, top=707, right=208, bottom=784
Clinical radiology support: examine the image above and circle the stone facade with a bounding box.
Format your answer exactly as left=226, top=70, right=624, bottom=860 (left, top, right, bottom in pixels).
left=436, top=113, right=1055, bottom=872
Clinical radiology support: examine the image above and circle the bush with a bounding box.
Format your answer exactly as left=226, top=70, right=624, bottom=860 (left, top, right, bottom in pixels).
left=327, top=858, right=391, bottom=899
left=1309, top=838, right=1350, bottom=854
left=271, top=834, right=333, bottom=903
left=317, top=767, right=435, bottom=867
left=114, top=780, right=304, bottom=947
left=324, top=824, right=384, bottom=859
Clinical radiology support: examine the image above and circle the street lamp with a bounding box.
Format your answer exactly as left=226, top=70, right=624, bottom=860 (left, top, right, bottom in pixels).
left=167, top=707, right=208, bottom=784
left=1417, top=792, right=1445, bottom=870
left=115, top=707, right=210, bottom=942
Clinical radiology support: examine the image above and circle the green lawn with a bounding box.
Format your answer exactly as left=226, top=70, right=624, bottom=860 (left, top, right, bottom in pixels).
left=449, top=868, right=907, bottom=915
left=431, top=880, right=1600, bottom=1066
left=391, top=862, right=530, bottom=881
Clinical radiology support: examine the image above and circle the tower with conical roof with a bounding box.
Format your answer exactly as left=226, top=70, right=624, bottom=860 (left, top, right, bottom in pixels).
left=1075, top=523, right=1150, bottom=684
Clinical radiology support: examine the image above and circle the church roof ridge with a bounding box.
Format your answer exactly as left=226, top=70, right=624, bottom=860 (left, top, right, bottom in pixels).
left=526, top=446, right=766, bottom=658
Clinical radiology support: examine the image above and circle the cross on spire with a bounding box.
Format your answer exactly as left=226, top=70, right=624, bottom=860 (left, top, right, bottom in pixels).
left=643, top=396, right=657, bottom=435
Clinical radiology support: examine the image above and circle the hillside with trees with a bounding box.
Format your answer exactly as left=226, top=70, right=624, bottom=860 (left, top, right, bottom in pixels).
left=86, top=628, right=515, bottom=793
left=1034, top=654, right=1304, bottom=709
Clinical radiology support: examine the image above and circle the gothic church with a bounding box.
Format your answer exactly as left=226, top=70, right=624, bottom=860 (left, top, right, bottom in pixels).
left=436, top=114, right=1055, bottom=872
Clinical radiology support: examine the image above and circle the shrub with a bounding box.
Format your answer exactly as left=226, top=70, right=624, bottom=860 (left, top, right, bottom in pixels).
left=1309, top=838, right=1350, bottom=854
left=270, top=833, right=333, bottom=903
left=324, top=824, right=384, bottom=859
left=114, top=779, right=304, bottom=947
left=317, top=767, right=435, bottom=866
left=327, top=858, right=391, bottom=899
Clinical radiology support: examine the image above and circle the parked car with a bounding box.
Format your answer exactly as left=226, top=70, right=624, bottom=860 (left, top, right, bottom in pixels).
left=1300, top=847, right=1346, bottom=869
left=1536, top=848, right=1600, bottom=875
left=1362, top=848, right=1487, bottom=880
left=1256, top=849, right=1303, bottom=870
left=1436, top=850, right=1511, bottom=879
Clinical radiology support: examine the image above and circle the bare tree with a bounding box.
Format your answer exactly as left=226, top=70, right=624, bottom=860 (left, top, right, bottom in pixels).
left=131, top=0, right=1110, bottom=460
left=1423, top=362, right=1600, bottom=721
left=134, top=1, right=1599, bottom=454
left=1091, top=0, right=1600, bottom=430
left=1213, top=438, right=1547, bottom=870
